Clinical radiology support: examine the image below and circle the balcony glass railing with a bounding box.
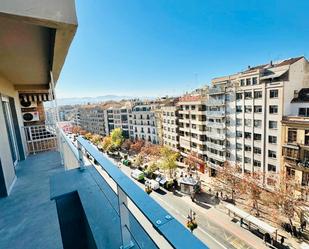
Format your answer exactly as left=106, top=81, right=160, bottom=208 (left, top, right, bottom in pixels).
left=206, top=111, right=225, bottom=117
left=59, top=129, right=207, bottom=249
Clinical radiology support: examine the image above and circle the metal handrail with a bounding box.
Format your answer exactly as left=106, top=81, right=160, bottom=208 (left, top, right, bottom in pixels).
left=72, top=136, right=207, bottom=249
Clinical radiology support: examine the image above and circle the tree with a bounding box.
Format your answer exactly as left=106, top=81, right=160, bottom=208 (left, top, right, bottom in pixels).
left=102, top=136, right=112, bottom=152
left=159, top=147, right=179, bottom=178
left=266, top=173, right=305, bottom=228
left=84, top=132, right=93, bottom=140
left=121, top=139, right=132, bottom=151
left=134, top=153, right=144, bottom=168
left=145, top=161, right=158, bottom=178
left=184, top=152, right=205, bottom=172
left=110, top=128, right=124, bottom=150
left=130, top=140, right=145, bottom=154
left=90, top=134, right=103, bottom=145
left=72, top=125, right=82, bottom=134
left=140, top=143, right=162, bottom=162
left=243, top=171, right=264, bottom=216
left=216, top=161, right=243, bottom=202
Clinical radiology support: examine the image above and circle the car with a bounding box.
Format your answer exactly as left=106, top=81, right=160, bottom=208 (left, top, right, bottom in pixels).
left=131, top=169, right=145, bottom=181
left=145, top=179, right=160, bottom=191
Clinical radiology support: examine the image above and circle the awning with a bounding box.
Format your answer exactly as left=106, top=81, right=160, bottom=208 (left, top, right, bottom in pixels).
left=19, top=93, right=53, bottom=102
left=260, top=69, right=288, bottom=80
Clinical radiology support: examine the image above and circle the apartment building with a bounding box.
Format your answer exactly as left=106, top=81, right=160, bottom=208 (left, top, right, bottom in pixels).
left=178, top=94, right=208, bottom=161
left=104, top=101, right=132, bottom=138
left=131, top=101, right=159, bottom=143
left=78, top=105, right=106, bottom=136
left=281, top=88, right=309, bottom=200
left=162, top=103, right=180, bottom=150
left=206, top=57, right=309, bottom=184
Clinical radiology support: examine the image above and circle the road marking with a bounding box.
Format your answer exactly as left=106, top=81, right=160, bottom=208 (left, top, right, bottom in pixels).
left=155, top=195, right=229, bottom=249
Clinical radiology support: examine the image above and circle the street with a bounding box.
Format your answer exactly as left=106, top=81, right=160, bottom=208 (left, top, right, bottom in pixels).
left=101, top=154, right=265, bottom=249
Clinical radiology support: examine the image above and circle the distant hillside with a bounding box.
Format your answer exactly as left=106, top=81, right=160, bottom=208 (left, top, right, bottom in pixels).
left=56, top=95, right=137, bottom=106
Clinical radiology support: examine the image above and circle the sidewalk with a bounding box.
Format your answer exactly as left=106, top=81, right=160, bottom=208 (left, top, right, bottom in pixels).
left=198, top=172, right=299, bottom=249
left=181, top=192, right=269, bottom=249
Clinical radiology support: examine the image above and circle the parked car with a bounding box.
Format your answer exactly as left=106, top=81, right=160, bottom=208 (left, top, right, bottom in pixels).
left=131, top=169, right=145, bottom=181
left=155, top=174, right=167, bottom=186
left=145, top=179, right=160, bottom=191
left=122, top=159, right=131, bottom=166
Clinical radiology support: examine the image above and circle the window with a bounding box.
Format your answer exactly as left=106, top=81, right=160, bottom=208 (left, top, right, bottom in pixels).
left=269, top=121, right=277, bottom=129
left=236, top=106, right=242, bottom=113
left=254, top=105, right=262, bottom=113
left=236, top=93, right=243, bottom=100
left=287, top=128, right=297, bottom=143
left=268, top=150, right=277, bottom=159
left=245, top=145, right=251, bottom=152
left=269, top=89, right=278, bottom=98
left=305, top=130, right=309, bottom=146
left=254, top=91, right=262, bottom=99
left=246, top=78, right=251, bottom=86
left=254, top=133, right=262, bottom=141
left=245, top=157, right=251, bottom=163
left=244, top=91, right=252, bottom=99
left=299, top=108, right=309, bottom=117
left=268, top=164, right=276, bottom=172
left=269, top=105, right=278, bottom=114
left=254, top=120, right=262, bottom=128
left=191, top=105, right=196, bottom=110
left=252, top=77, right=258, bottom=85
left=254, top=160, right=261, bottom=167
left=269, top=136, right=277, bottom=144
left=245, top=106, right=252, bottom=113
left=245, top=119, right=251, bottom=127
left=236, top=131, right=242, bottom=138
left=236, top=143, right=242, bottom=150
left=240, top=79, right=245, bottom=86
left=254, top=147, right=261, bottom=154
left=244, top=132, right=251, bottom=139
left=236, top=118, right=242, bottom=125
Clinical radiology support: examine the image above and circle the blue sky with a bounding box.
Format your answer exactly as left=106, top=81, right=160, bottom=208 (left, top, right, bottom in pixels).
left=56, top=0, right=309, bottom=98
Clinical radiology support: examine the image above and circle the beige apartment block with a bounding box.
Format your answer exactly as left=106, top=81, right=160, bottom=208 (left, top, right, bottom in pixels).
left=162, top=104, right=180, bottom=150
left=178, top=94, right=208, bottom=160
left=78, top=105, right=106, bottom=136
left=131, top=101, right=159, bottom=143
left=281, top=88, right=309, bottom=201
left=206, top=56, right=309, bottom=185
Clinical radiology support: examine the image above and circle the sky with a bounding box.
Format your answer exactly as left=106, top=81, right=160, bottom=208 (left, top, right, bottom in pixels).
left=56, top=0, right=309, bottom=98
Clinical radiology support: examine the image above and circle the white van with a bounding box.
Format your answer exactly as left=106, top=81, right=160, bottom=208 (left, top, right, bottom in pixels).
left=131, top=169, right=145, bottom=181
left=145, top=179, right=160, bottom=191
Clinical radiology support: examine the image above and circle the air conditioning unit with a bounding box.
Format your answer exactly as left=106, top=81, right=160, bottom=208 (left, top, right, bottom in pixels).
left=20, top=100, right=37, bottom=108
left=23, top=112, right=40, bottom=122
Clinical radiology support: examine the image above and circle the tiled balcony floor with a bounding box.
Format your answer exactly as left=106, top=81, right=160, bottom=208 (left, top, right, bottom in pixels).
left=0, top=151, right=64, bottom=249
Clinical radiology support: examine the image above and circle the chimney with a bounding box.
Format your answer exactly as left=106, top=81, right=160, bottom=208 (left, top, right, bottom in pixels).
left=270, top=60, right=273, bottom=67
left=248, top=65, right=251, bottom=70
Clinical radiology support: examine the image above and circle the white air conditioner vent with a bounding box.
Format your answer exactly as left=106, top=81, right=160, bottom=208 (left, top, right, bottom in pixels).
left=23, top=112, right=40, bottom=122
left=20, top=100, right=37, bottom=108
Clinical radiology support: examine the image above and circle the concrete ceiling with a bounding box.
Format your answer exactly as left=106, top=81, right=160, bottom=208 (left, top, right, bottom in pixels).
left=0, top=15, right=52, bottom=85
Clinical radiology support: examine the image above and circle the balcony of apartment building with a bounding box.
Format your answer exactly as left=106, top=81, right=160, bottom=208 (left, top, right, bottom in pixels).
left=206, top=109, right=225, bottom=117
left=208, top=85, right=225, bottom=95
left=205, top=119, right=225, bottom=129
left=206, top=98, right=225, bottom=107
left=205, top=130, right=226, bottom=140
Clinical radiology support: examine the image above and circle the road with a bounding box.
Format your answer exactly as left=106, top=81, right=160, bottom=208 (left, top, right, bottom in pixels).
left=113, top=160, right=255, bottom=249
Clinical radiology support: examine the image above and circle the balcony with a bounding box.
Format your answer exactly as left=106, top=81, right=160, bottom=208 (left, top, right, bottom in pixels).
left=206, top=99, right=225, bottom=106
left=206, top=151, right=225, bottom=162
left=206, top=142, right=225, bottom=151
left=206, top=121, right=225, bottom=129
left=1, top=125, right=207, bottom=249
left=208, top=86, right=225, bottom=95
left=206, top=131, right=225, bottom=140
left=206, top=110, right=225, bottom=117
